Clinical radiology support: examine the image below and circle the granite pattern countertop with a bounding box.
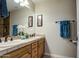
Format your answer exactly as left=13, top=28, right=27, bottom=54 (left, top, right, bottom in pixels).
left=0, top=36, right=44, bottom=56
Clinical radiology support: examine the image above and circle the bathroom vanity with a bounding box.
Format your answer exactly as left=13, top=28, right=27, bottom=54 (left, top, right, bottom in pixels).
left=0, top=36, right=45, bottom=58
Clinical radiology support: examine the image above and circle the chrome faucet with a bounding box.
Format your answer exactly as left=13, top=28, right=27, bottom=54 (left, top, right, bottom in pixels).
left=7, top=36, right=13, bottom=41
left=0, top=36, right=13, bottom=43
left=10, top=37, right=13, bottom=41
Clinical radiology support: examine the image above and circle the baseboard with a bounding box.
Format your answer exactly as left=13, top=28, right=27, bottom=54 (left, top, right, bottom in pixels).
left=44, top=53, right=73, bottom=58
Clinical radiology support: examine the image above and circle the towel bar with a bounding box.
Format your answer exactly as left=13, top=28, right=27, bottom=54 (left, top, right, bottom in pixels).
left=56, top=20, right=75, bottom=23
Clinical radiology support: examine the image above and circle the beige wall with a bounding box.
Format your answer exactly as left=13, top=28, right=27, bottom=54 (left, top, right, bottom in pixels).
left=10, top=0, right=77, bottom=57
left=77, top=0, right=79, bottom=57
left=35, top=0, right=77, bottom=57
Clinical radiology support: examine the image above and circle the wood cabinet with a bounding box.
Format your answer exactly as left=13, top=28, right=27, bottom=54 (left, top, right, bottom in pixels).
left=32, top=42, right=38, bottom=58
left=21, top=53, right=31, bottom=58
left=1, top=38, right=45, bottom=58
left=2, top=45, right=31, bottom=58
left=0, top=16, right=10, bottom=37
left=38, top=38, right=45, bottom=58
left=0, top=18, right=4, bottom=37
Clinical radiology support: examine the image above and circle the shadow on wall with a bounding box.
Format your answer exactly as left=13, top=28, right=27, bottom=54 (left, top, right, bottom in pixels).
left=70, top=21, right=77, bottom=41
left=45, top=40, right=52, bottom=57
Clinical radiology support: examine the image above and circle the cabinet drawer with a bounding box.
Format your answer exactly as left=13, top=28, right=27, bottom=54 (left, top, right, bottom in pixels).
left=32, top=42, right=37, bottom=49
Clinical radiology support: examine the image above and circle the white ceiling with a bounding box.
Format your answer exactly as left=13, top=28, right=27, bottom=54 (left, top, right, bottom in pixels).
left=7, top=0, right=22, bottom=11
left=7, top=0, right=44, bottom=12
left=32, top=0, right=45, bottom=3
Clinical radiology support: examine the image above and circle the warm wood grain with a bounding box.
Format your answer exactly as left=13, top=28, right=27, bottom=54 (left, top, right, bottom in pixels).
left=32, top=42, right=38, bottom=58
left=2, top=45, right=31, bottom=58
left=2, top=37, right=45, bottom=58
left=0, top=16, right=10, bottom=37
left=38, top=38, right=45, bottom=58
left=21, top=53, right=31, bottom=58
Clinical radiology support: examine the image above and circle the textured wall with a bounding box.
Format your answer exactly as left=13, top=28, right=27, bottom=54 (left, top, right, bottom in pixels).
left=35, top=0, right=77, bottom=57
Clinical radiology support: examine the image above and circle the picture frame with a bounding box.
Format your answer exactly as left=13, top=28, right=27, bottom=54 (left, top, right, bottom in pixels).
left=28, top=16, right=33, bottom=27
left=37, top=15, right=43, bottom=27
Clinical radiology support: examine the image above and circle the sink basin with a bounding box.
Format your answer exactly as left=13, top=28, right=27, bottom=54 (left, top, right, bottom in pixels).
left=0, top=42, right=16, bottom=48
left=0, top=40, right=26, bottom=48
left=0, top=36, right=42, bottom=48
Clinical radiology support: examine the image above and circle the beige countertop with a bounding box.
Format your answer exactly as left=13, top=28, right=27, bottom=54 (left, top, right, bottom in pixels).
left=0, top=36, right=44, bottom=56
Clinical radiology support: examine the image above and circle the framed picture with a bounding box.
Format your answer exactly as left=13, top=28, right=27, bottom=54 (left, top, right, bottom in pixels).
left=28, top=16, right=33, bottom=27
left=37, top=15, right=43, bottom=27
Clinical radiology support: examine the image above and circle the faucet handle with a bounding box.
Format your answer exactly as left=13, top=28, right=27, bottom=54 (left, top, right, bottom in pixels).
left=0, top=38, right=2, bottom=43
left=11, top=37, right=13, bottom=41
left=5, top=36, right=8, bottom=42
left=1, top=37, right=5, bottom=42
left=7, top=36, right=13, bottom=41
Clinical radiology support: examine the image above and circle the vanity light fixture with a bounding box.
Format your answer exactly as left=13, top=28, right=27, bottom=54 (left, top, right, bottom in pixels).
left=14, top=0, right=29, bottom=7
left=14, top=0, right=20, bottom=3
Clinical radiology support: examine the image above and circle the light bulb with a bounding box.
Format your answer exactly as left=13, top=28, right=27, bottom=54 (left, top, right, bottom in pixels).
left=14, top=0, right=20, bottom=3
left=14, top=0, right=29, bottom=8
left=20, top=2, right=25, bottom=7
left=20, top=0, right=24, bottom=2
left=24, top=0, right=29, bottom=5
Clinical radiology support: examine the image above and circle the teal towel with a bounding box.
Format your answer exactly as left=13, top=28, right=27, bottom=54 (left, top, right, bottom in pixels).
left=60, top=21, right=71, bottom=38
left=13, top=25, right=18, bottom=36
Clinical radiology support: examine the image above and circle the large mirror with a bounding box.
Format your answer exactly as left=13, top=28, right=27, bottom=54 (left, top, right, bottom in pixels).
left=6, top=0, right=35, bottom=37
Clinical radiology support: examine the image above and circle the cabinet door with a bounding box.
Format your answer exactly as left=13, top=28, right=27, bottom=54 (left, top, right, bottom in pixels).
left=32, top=42, right=38, bottom=58
left=38, top=38, right=45, bottom=58
left=32, top=48, right=38, bottom=58
left=2, top=45, right=31, bottom=58
left=38, top=43, right=44, bottom=57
